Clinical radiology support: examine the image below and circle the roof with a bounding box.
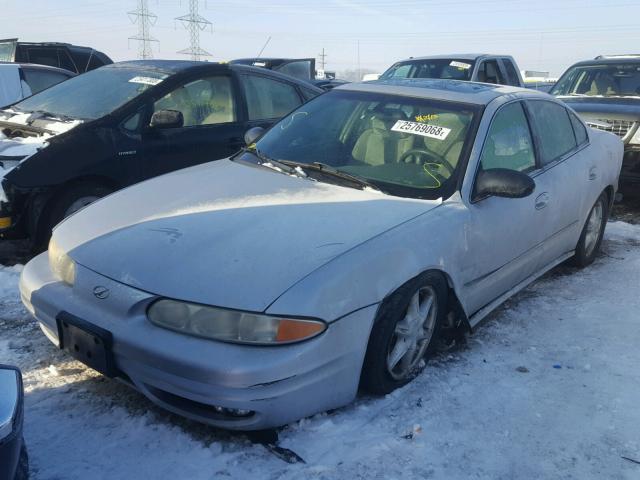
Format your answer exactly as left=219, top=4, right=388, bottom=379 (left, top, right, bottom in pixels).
left=337, top=78, right=541, bottom=105
left=570, top=56, right=640, bottom=67
left=103, top=60, right=323, bottom=90
left=395, top=54, right=505, bottom=63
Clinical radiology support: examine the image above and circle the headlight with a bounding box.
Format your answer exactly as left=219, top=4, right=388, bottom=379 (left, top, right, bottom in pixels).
left=629, top=125, right=640, bottom=145
left=0, top=367, right=22, bottom=441
left=148, top=299, right=326, bottom=345
left=48, top=237, right=76, bottom=285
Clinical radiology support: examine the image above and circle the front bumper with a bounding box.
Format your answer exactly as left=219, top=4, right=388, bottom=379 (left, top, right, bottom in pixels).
left=20, top=253, right=377, bottom=430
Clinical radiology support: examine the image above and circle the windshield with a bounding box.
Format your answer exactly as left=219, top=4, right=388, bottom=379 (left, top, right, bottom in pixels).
left=10, top=66, right=168, bottom=120
left=252, top=90, right=479, bottom=199
left=380, top=59, right=475, bottom=81
left=551, top=63, right=640, bottom=98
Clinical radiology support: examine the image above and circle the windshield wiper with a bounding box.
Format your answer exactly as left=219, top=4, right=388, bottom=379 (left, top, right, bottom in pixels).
left=280, top=160, right=381, bottom=192
left=242, top=147, right=304, bottom=177
left=27, top=110, right=75, bottom=123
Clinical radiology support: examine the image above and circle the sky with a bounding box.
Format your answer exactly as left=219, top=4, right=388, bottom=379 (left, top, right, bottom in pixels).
left=2, top=0, right=640, bottom=77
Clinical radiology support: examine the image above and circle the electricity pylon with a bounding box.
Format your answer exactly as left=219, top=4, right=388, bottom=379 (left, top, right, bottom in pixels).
left=176, top=0, right=213, bottom=61
left=128, top=0, right=158, bottom=59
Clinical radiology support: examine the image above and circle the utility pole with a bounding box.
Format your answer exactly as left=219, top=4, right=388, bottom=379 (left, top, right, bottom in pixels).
left=176, top=0, right=213, bottom=61
left=318, top=48, right=327, bottom=71
left=128, top=0, right=158, bottom=59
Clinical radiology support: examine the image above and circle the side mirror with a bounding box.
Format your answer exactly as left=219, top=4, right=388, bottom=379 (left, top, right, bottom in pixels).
left=244, top=126, right=265, bottom=146
left=150, top=109, right=184, bottom=129
left=474, top=168, right=535, bottom=200
left=0, top=365, right=26, bottom=479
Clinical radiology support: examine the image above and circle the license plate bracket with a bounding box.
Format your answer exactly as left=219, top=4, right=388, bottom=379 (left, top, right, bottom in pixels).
left=56, top=312, right=117, bottom=377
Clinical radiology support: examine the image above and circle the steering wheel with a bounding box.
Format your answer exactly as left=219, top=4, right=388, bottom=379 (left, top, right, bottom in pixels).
left=398, top=148, right=456, bottom=176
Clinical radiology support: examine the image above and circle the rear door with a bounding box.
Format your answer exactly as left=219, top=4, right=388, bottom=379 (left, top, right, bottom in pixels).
left=139, top=71, right=246, bottom=180
left=238, top=72, right=306, bottom=132
left=524, top=99, right=585, bottom=266
left=475, top=59, right=507, bottom=85
left=499, top=58, right=522, bottom=87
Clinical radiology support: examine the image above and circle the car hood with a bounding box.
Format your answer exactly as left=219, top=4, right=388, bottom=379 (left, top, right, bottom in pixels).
left=557, top=96, right=640, bottom=120
left=0, top=108, right=82, bottom=163
left=56, top=159, right=439, bottom=312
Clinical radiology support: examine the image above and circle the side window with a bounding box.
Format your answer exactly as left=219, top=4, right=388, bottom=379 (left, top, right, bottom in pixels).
left=275, top=60, right=313, bottom=80
left=501, top=59, right=520, bottom=86
left=388, top=63, right=412, bottom=78
left=241, top=75, right=302, bottom=120
left=527, top=100, right=577, bottom=165
left=569, top=110, right=589, bottom=146
left=153, top=75, right=236, bottom=127
left=21, top=68, right=71, bottom=95
left=57, top=49, right=77, bottom=73
left=477, top=60, right=506, bottom=85
left=25, top=47, right=59, bottom=68
left=479, top=102, right=536, bottom=172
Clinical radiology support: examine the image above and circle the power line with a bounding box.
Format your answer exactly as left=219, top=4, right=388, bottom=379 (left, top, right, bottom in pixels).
left=176, top=0, right=213, bottom=61
left=128, top=0, right=158, bottom=59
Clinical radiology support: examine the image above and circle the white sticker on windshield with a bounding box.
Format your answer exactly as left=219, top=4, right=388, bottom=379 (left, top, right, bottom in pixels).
left=450, top=61, right=471, bottom=69
left=391, top=120, right=451, bottom=140
left=128, top=76, right=163, bottom=86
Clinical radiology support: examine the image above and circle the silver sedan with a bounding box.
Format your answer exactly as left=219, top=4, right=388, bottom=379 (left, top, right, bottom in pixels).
left=20, top=79, right=623, bottom=430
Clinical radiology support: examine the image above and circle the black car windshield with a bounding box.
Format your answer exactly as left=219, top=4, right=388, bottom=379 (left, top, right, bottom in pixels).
left=11, top=66, right=168, bottom=120
left=380, top=59, right=475, bottom=81
left=551, top=63, right=640, bottom=98
left=252, top=90, right=479, bottom=199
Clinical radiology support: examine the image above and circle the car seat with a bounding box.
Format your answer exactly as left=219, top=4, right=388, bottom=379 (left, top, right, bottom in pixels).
left=351, top=109, right=414, bottom=166
left=202, top=78, right=235, bottom=124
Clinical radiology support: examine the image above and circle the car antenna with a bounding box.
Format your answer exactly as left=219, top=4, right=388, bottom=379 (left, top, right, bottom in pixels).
left=256, top=36, right=271, bottom=59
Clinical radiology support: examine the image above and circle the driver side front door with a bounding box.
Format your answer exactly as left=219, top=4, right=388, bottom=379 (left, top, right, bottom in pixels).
left=461, top=101, right=547, bottom=316
left=139, top=73, right=246, bottom=181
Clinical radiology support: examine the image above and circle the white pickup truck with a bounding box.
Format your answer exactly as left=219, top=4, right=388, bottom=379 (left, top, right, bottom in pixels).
left=380, top=54, right=524, bottom=87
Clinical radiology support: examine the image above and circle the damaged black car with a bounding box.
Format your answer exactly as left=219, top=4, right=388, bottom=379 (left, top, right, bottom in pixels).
left=0, top=60, right=321, bottom=247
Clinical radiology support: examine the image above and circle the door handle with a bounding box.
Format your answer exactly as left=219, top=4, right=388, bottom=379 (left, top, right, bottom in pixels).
left=535, top=192, right=549, bottom=210
left=589, top=166, right=597, bottom=181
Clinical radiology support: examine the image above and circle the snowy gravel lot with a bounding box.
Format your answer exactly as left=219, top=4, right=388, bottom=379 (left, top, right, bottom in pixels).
left=1, top=221, right=640, bottom=479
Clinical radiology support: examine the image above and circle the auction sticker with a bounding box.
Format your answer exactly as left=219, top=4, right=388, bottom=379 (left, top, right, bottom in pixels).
left=391, top=120, right=451, bottom=140
left=449, top=61, right=471, bottom=69
left=128, top=76, right=163, bottom=86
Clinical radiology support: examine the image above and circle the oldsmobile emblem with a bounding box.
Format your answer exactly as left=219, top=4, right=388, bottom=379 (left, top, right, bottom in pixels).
left=93, top=286, right=110, bottom=299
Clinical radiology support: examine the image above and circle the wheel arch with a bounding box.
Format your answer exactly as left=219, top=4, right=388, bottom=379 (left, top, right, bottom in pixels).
left=375, top=267, right=470, bottom=332
left=30, top=175, right=121, bottom=246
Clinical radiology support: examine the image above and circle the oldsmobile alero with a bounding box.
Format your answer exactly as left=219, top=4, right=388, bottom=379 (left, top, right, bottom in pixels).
left=19, top=79, right=623, bottom=430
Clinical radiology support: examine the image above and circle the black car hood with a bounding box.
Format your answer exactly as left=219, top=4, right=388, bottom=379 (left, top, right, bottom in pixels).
left=557, top=96, right=640, bottom=119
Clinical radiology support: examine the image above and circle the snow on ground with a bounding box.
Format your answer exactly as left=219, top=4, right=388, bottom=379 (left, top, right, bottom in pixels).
left=1, top=222, right=640, bottom=479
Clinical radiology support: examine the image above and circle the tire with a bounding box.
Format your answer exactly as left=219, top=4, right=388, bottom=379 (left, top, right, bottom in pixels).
left=361, top=271, right=448, bottom=395
left=14, top=443, right=29, bottom=480
left=570, top=191, right=608, bottom=268
left=35, top=183, right=112, bottom=250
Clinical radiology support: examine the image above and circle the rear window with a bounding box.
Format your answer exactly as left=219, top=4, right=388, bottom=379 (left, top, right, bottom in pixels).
left=381, top=59, right=475, bottom=81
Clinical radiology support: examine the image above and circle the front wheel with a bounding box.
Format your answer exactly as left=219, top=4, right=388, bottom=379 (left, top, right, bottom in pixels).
left=34, top=183, right=112, bottom=251
left=570, top=192, right=608, bottom=268
left=361, top=271, right=447, bottom=395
